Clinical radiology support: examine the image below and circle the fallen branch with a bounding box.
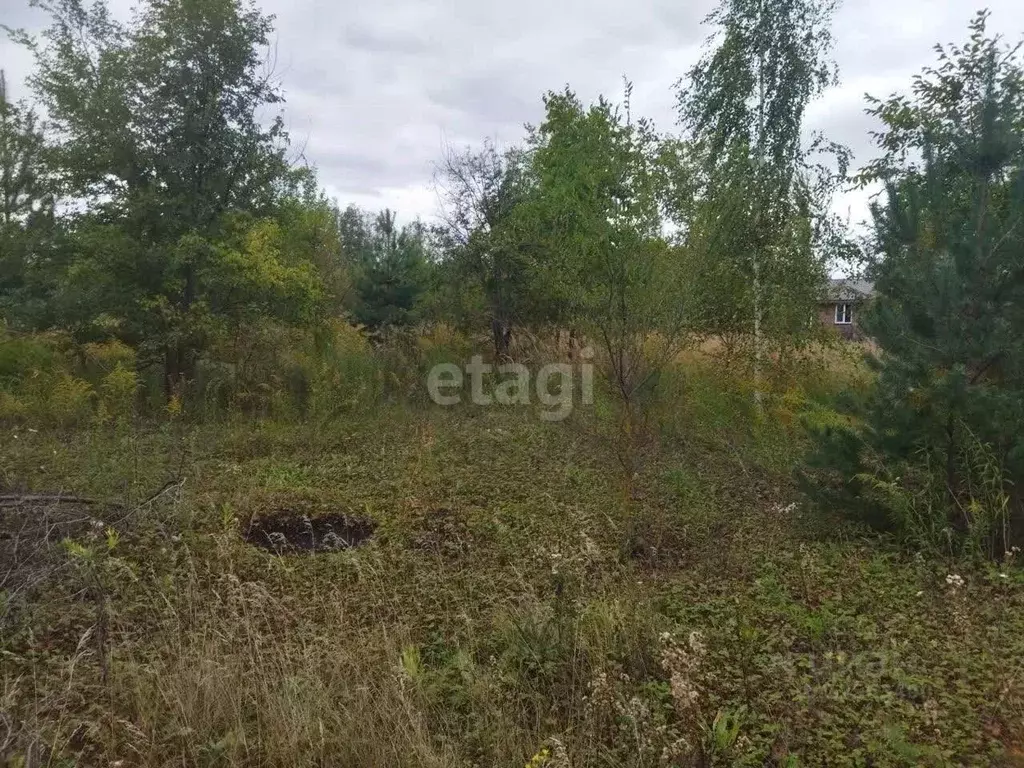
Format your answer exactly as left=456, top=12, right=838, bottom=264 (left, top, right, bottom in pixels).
left=0, top=494, right=101, bottom=508
left=111, top=479, right=185, bottom=524
left=136, top=479, right=184, bottom=509
left=0, top=478, right=183, bottom=514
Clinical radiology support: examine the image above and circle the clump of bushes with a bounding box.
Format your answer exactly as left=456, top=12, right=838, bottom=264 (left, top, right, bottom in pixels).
left=0, top=320, right=477, bottom=426
left=0, top=327, right=139, bottom=426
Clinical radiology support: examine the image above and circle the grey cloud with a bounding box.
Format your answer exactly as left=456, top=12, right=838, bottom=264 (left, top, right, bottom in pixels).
left=806, top=87, right=886, bottom=165
left=262, top=0, right=1024, bottom=225
left=341, top=26, right=433, bottom=56
left=426, top=72, right=538, bottom=128
left=4, top=0, right=1024, bottom=227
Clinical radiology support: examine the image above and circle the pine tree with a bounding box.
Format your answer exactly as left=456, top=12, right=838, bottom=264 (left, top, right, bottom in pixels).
left=343, top=208, right=430, bottom=332
left=808, top=12, right=1024, bottom=554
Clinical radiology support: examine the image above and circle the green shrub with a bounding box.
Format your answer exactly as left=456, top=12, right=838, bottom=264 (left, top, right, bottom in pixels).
left=0, top=390, right=27, bottom=420
left=851, top=424, right=1013, bottom=557
left=82, top=339, right=136, bottom=379
left=300, top=319, right=383, bottom=418
left=42, top=371, right=95, bottom=426
left=97, top=363, right=140, bottom=425
left=0, top=329, right=96, bottom=426
left=0, top=328, right=62, bottom=385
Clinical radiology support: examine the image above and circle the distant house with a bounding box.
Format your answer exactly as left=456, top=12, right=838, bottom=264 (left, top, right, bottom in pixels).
left=820, top=278, right=874, bottom=340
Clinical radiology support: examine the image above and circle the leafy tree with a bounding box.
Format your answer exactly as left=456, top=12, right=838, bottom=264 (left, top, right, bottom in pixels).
left=525, top=86, right=689, bottom=474
left=678, top=0, right=847, bottom=402
left=276, top=183, right=353, bottom=318
left=808, top=12, right=1024, bottom=554
left=337, top=204, right=375, bottom=268
left=434, top=140, right=542, bottom=357
left=0, top=70, right=50, bottom=228
left=22, top=0, right=303, bottom=397
left=0, top=69, right=57, bottom=327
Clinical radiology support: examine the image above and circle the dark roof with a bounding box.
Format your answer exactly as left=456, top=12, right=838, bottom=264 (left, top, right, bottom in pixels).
left=825, top=278, right=874, bottom=302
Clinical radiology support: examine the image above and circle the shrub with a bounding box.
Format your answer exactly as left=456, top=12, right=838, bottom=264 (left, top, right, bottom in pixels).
left=0, top=328, right=96, bottom=426
left=416, top=323, right=473, bottom=375
left=193, top=322, right=308, bottom=419
left=97, top=363, right=140, bottom=425
left=0, top=328, right=62, bottom=385
left=300, top=319, right=383, bottom=418
left=82, top=339, right=136, bottom=378
left=849, top=423, right=1014, bottom=557
left=0, top=390, right=27, bottom=420
left=43, top=371, right=95, bottom=426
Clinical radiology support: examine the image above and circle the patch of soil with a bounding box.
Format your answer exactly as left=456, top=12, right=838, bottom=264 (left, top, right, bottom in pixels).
left=242, top=512, right=376, bottom=554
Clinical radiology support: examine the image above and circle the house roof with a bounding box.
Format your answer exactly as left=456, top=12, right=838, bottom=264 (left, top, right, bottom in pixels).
left=825, top=278, right=874, bottom=302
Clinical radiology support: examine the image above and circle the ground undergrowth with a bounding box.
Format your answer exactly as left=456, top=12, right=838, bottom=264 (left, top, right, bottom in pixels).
left=2, top=388, right=1024, bottom=766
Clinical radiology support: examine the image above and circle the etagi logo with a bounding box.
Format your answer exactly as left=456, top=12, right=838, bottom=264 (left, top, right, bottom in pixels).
left=426, top=350, right=595, bottom=422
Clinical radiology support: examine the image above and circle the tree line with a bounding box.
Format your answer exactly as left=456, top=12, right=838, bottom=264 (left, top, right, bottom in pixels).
left=1, top=0, right=848, bottom=386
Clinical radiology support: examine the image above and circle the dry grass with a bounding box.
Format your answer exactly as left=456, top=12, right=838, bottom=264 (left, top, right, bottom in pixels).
left=2, top=360, right=1024, bottom=766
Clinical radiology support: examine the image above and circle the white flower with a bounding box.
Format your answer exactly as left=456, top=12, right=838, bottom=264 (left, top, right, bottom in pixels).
left=688, top=631, right=706, bottom=656
left=945, top=574, right=965, bottom=588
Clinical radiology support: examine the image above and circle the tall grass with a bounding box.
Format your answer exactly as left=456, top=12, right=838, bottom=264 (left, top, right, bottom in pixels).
left=855, top=421, right=1014, bottom=558
left=0, top=321, right=477, bottom=426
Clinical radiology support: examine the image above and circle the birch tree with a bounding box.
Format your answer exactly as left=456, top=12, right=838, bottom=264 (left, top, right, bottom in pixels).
left=678, top=0, right=844, bottom=405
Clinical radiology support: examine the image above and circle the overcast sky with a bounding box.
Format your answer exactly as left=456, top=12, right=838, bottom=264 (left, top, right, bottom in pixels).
left=3, top=0, right=1024, bottom=231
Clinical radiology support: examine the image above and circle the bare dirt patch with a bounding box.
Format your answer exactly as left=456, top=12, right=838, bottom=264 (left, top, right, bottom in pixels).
left=242, top=512, right=376, bottom=553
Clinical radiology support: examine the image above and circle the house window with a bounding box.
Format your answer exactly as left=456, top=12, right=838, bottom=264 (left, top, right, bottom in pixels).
left=835, top=303, right=853, bottom=324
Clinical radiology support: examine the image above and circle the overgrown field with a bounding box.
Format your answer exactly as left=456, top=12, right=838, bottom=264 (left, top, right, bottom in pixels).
left=2, top=359, right=1024, bottom=767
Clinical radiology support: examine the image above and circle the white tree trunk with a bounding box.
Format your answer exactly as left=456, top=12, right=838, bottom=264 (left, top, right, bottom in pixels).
left=753, top=18, right=767, bottom=412
left=752, top=247, right=764, bottom=410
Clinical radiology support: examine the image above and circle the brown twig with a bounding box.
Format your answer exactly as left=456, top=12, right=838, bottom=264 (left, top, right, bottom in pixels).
left=0, top=494, right=102, bottom=508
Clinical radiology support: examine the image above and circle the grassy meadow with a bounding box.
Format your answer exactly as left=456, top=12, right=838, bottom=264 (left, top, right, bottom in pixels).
left=2, top=342, right=1024, bottom=768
